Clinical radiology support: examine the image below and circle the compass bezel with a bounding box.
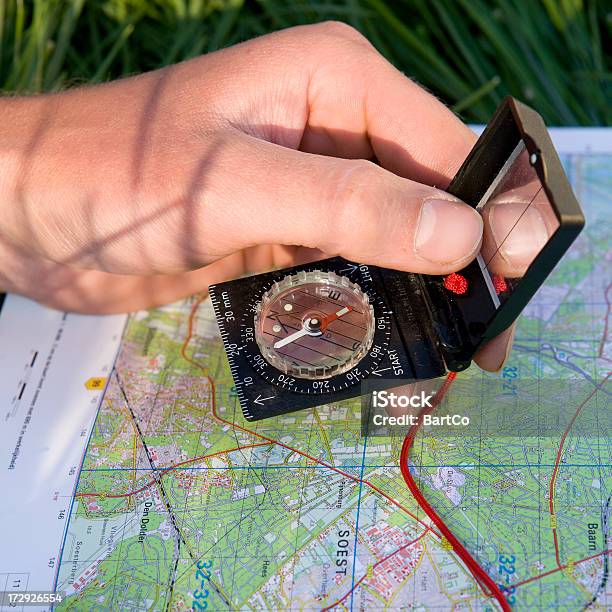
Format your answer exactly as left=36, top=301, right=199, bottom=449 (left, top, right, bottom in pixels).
left=240, top=263, right=392, bottom=394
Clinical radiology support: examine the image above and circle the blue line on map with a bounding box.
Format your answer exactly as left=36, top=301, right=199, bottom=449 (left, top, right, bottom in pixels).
left=349, top=434, right=368, bottom=611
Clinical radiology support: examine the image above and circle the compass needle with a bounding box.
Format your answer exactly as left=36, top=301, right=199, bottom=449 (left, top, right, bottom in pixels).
left=273, top=325, right=310, bottom=349
left=320, top=306, right=352, bottom=330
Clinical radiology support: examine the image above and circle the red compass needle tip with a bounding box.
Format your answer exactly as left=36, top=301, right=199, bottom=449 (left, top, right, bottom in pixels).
left=320, top=306, right=353, bottom=330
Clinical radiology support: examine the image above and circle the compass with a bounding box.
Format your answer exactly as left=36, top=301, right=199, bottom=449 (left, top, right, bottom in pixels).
left=209, top=97, right=584, bottom=421
left=253, top=270, right=375, bottom=380
left=209, top=258, right=418, bottom=419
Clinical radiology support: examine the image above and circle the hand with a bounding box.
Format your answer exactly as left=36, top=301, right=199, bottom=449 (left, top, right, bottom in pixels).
left=0, top=22, right=510, bottom=370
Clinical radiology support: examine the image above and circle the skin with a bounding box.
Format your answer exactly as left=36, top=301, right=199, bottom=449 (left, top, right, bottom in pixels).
left=0, top=22, right=514, bottom=370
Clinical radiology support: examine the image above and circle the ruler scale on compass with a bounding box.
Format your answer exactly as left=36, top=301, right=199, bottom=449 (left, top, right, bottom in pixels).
left=210, top=97, right=584, bottom=421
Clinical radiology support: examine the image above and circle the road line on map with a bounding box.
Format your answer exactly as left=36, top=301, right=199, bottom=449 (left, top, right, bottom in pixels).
left=75, top=443, right=270, bottom=499
left=548, top=373, right=610, bottom=568
left=512, top=549, right=611, bottom=588
left=210, top=398, right=438, bottom=534
left=179, top=299, right=439, bottom=535
left=116, top=371, right=234, bottom=610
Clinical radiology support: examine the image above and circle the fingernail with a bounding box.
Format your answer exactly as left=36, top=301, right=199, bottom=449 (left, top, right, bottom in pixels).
left=415, top=198, right=483, bottom=264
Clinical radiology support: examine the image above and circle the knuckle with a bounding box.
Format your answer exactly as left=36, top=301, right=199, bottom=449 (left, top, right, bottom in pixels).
left=318, top=159, right=385, bottom=256
left=308, top=21, right=373, bottom=49
left=314, top=20, right=362, bottom=39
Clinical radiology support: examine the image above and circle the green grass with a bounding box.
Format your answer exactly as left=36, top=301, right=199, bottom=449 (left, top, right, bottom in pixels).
left=0, top=0, right=609, bottom=125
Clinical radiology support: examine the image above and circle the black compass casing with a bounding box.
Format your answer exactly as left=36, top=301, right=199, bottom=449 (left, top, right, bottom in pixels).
left=209, top=97, right=584, bottom=421
left=209, top=259, right=446, bottom=421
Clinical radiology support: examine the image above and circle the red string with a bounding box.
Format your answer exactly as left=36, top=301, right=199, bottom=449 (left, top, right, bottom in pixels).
left=399, top=372, right=512, bottom=611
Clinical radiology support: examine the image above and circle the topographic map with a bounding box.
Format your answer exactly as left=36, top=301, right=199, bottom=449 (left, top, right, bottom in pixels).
left=0, top=132, right=610, bottom=611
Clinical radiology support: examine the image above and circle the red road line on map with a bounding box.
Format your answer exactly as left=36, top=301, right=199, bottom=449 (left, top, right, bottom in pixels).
left=512, top=549, right=610, bottom=588
left=75, top=442, right=269, bottom=499
left=181, top=293, right=208, bottom=363
left=400, top=372, right=512, bottom=612
left=548, top=374, right=610, bottom=568
left=321, top=530, right=428, bottom=611
left=180, top=297, right=440, bottom=535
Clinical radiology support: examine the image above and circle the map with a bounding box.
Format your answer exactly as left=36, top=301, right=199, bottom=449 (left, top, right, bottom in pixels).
left=0, top=130, right=610, bottom=611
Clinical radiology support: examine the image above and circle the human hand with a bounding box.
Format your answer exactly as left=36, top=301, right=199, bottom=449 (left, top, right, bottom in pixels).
left=0, top=22, right=512, bottom=370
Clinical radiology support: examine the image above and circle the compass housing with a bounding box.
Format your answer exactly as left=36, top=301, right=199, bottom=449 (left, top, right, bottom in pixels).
left=253, top=270, right=376, bottom=380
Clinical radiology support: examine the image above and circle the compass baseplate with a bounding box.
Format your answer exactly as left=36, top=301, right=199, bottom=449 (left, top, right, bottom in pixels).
left=209, top=258, right=445, bottom=421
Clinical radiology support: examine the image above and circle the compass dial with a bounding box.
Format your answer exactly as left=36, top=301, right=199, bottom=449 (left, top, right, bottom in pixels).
left=254, top=271, right=375, bottom=380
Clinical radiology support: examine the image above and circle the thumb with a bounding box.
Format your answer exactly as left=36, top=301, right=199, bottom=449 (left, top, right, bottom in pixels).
left=204, top=134, right=483, bottom=276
